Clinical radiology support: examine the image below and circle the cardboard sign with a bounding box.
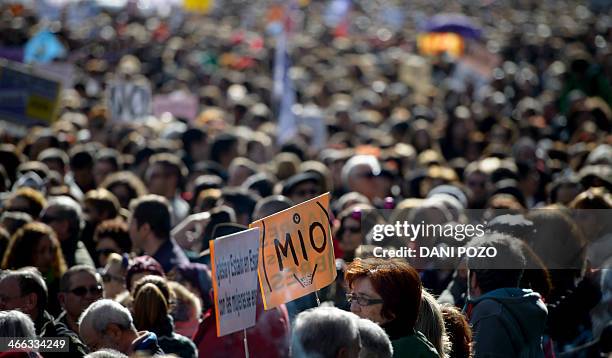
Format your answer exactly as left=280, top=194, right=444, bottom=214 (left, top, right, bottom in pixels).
left=250, top=193, right=336, bottom=310
left=0, top=60, right=61, bottom=126
left=153, top=91, right=199, bottom=121
left=210, top=228, right=260, bottom=337
left=107, top=81, right=152, bottom=122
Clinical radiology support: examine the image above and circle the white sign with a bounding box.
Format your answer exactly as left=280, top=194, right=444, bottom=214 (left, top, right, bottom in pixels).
left=210, top=227, right=260, bottom=337
left=107, top=81, right=152, bottom=122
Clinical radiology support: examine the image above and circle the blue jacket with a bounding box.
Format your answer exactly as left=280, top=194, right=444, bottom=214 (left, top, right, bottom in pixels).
left=467, top=288, right=548, bottom=358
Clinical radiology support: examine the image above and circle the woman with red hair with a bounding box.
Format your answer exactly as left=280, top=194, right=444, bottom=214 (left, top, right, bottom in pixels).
left=345, top=258, right=439, bottom=358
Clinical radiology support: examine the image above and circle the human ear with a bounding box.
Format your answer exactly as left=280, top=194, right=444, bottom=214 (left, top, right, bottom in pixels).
left=469, top=271, right=478, bottom=290
left=141, top=223, right=152, bottom=236
left=336, top=347, right=348, bottom=358
left=105, top=324, right=123, bottom=342
left=23, top=293, right=37, bottom=313
left=58, top=293, right=66, bottom=309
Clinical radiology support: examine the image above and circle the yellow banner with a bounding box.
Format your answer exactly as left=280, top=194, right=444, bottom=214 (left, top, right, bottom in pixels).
left=418, top=32, right=464, bottom=57
left=250, top=193, right=336, bottom=309
left=184, top=0, right=213, bottom=14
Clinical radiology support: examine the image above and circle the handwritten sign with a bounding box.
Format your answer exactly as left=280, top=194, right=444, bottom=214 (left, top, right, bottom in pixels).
left=250, top=193, right=336, bottom=310
left=210, top=227, right=260, bottom=337
left=107, top=81, right=151, bottom=122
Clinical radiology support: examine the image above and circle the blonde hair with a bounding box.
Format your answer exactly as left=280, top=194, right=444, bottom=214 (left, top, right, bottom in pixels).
left=415, top=290, right=450, bottom=358
left=168, top=281, right=201, bottom=322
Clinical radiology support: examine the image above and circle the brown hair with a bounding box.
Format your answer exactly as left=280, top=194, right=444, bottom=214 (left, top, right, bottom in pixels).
left=132, top=275, right=174, bottom=307
left=94, top=218, right=131, bottom=253
left=84, top=188, right=120, bottom=219
left=6, top=187, right=47, bottom=218
left=345, top=258, right=422, bottom=329
left=1, top=222, right=67, bottom=279
left=133, top=283, right=168, bottom=331
left=441, top=305, right=472, bottom=358
left=101, top=171, right=148, bottom=209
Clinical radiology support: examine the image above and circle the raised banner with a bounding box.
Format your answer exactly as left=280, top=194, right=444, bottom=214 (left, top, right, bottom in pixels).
left=107, top=81, right=152, bottom=122
left=250, top=193, right=336, bottom=310
left=152, top=90, right=199, bottom=121
left=0, top=60, right=61, bottom=126
left=209, top=227, right=260, bottom=337
left=184, top=0, right=214, bottom=14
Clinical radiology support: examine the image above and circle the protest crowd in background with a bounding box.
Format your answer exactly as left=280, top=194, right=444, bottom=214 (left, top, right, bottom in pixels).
left=0, top=0, right=611, bottom=357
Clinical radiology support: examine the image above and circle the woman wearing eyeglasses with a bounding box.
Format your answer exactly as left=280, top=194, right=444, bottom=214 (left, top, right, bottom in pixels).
left=345, top=258, right=439, bottom=358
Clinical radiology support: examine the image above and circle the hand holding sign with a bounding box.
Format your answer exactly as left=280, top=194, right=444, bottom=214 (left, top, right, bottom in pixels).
left=250, top=193, right=336, bottom=310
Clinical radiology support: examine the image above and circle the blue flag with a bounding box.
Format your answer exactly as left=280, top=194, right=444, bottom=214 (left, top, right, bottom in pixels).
left=24, top=30, right=66, bottom=64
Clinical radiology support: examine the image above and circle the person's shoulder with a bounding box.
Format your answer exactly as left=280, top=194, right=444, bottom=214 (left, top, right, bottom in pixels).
left=392, top=332, right=439, bottom=358
left=42, top=318, right=89, bottom=355
left=471, top=297, right=505, bottom=319
left=158, top=334, right=197, bottom=358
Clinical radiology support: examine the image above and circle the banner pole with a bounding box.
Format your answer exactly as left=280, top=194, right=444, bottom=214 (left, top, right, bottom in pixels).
left=243, top=329, right=249, bottom=358
left=314, top=290, right=321, bottom=306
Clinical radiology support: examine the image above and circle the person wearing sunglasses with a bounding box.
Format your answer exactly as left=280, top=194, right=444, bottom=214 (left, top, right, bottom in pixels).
left=345, top=258, right=439, bottom=358
left=335, top=204, right=382, bottom=262
left=0, top=268, right=89, bottom=357
left=57, top=265, right=104, bottom=337
left=94, top=218, right=132, bottom=268
left=102, top=253, right=129, bottom=300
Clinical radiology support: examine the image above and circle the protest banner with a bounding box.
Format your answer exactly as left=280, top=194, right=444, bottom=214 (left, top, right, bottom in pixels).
left=153, top=90, right=199, bottom=121
left=0, top=60, right=61, bottom=126
left=417, top=32, right=465, bottom=58
left=184, top=0, right=214, bottom=14
left=210, top=227, right=260, bottom=337
left=250, top=193, right=336, bottom=310
left=34, top=62, right=76, bottom=90
left=107, top=81, right=152, bottom=122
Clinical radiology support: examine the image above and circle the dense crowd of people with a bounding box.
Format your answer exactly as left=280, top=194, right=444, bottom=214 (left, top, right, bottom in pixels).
left=0, top=0, right=611, bottom=357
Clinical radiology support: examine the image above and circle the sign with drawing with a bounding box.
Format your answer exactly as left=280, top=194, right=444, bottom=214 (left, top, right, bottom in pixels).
left=250, top=193, right=336, bottom=309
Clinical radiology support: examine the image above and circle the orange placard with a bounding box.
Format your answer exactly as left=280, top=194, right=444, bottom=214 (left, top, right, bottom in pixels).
left=250, top=193, right=336, bottom=309
left=417, top=32, right=464, bottom=57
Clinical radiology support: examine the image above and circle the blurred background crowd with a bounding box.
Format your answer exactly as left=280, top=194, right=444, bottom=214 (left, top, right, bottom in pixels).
left=0, top=0, right=611, bottom=357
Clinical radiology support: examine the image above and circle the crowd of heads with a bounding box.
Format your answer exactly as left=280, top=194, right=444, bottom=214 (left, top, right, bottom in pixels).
left=0, top=0, right=611, bottom=357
